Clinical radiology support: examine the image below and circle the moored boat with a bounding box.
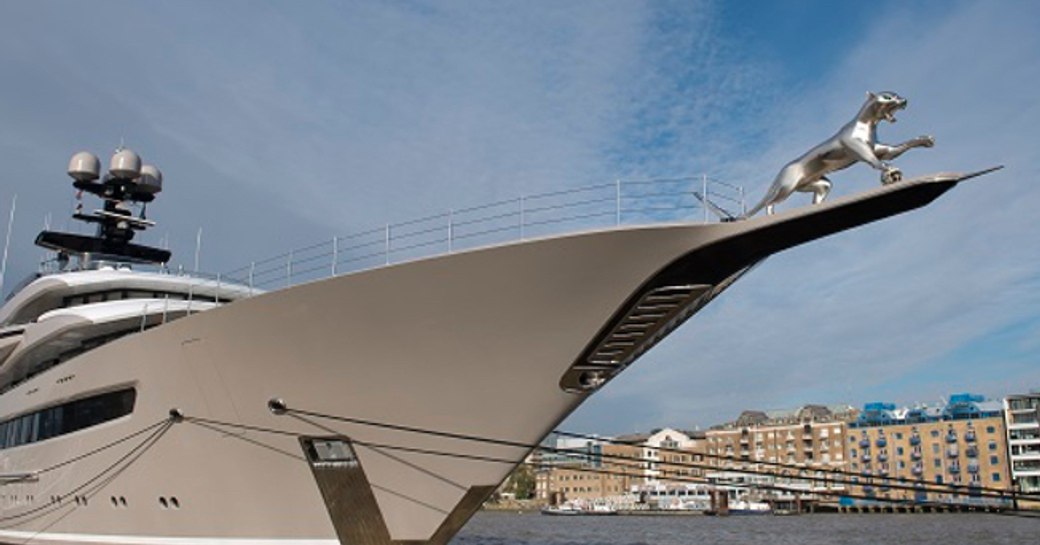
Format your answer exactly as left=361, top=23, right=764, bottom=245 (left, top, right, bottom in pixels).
left=0, top=147, right=994, bottom=545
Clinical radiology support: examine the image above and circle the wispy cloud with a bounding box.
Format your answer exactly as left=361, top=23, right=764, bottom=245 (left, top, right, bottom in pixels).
left=1, top=1, right=1037, bottom=436
left=567, top=0, right=1040, bottom=433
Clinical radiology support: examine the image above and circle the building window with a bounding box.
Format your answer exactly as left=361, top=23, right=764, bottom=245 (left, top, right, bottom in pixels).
left=993, top=473, right=1001, bottom=482
left=897, top=447, right=904, bottom=456
left=933, top=459, right=941, bottom=468
left=990, top=456, right=999, bottom=465
left=986, top=425, right=996, bottom=433
left=895, top=432, right=903, bottom=440
left=932, top=444, right=939, bottom=454
left=931, top=430, right=940, bottom=438
left=989, top=441, right=997, bottom=451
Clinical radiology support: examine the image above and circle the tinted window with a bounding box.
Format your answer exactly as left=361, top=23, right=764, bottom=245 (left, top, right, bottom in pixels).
left=0, top=388, right=136, bottom=450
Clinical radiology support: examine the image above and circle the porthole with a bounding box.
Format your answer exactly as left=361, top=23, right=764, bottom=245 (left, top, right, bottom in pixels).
left=170, top=497, right=180, bottom=509
left=119, top=496, right=127, bottom=507
left=159, top=497, right=168, bottom=509
left=110, top=496, right=118, bottom=507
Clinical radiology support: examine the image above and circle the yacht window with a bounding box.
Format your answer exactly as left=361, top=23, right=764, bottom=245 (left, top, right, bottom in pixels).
left=0, top=388, right=136, bottom=450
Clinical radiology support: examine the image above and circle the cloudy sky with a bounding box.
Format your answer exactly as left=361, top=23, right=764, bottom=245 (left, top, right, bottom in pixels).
left=1, top=1, right=1038, bottom=434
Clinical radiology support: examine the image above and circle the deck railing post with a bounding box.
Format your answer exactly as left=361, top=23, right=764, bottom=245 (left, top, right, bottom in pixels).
left=702, top=174, right=709, bottom=223
left=448, top=209, right=454, bottom=252
left=615, top=179, right=621, bottom=225
left=286, top=250, right=293, bottom=288
left=519, top=195, right=525, bottom=240
left=331, top=236, right=338, bottom=277
left=139, top=302, right=148, bottom=332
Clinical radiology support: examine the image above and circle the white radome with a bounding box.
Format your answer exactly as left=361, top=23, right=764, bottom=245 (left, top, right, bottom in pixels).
left=138, top=164, right=163, bottom=193
left=109, top=148, right=142, bottom=178
left=67, top=151, right=101, bottom=181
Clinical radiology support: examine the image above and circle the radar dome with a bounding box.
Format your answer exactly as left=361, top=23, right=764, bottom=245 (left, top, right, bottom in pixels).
left=109, top=148, right=142, bottom=179
left=67, top=151, right=101, bottom=181
left=138, top=164, right=163, bottom=194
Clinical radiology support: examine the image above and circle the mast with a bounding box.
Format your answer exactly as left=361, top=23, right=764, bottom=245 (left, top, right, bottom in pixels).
left=35, top=149, right=171, bottom=266
left=0, top=194, right=16, bottom=298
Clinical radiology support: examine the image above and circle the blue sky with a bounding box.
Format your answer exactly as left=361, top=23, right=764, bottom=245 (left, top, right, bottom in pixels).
left=1, top=1, right=1038, bottom=434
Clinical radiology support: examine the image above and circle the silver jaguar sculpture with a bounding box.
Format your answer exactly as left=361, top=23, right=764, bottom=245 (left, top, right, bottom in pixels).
left=743, top=91, right=935, bottom=217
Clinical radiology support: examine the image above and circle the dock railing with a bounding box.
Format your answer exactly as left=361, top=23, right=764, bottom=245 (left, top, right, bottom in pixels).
left=223, top=175, right=744, bottom=291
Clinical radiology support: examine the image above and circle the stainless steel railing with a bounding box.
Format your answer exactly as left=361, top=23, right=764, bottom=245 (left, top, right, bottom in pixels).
left=224, top=175, right=744, bottom=291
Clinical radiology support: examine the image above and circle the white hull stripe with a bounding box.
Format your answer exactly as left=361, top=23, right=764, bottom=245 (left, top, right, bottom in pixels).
left=0, top=530, right=337, bottom=545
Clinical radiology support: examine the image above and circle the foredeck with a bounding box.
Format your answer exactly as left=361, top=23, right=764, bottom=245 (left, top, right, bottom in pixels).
left=223, top=176, right=745, bottom=291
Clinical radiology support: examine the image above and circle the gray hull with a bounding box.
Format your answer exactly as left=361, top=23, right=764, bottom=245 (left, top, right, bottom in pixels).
left=0, top=172, right=982, bottom=544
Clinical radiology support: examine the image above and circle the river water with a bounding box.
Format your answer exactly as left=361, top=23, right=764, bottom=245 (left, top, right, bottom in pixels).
left=453, top=511, right=1037, bottom=545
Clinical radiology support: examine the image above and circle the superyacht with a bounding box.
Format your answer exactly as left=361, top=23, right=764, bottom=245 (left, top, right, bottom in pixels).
left=0, top=146, right=992, bottom=545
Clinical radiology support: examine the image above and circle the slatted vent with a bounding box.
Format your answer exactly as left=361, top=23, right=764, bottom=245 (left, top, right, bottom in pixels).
left=561, top=284, right=712, bottom=392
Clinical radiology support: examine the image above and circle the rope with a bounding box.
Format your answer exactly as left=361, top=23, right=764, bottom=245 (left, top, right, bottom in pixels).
left=186, top=413, right=1034, bottom=516
left=0, top=418, right=172, bottom=527
left=274, top=405, right=1030, bottom=503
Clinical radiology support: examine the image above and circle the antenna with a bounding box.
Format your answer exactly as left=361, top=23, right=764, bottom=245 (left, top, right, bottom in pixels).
left=0, top=194, right=17, bottom=299
left=194, top=227, right=202, bottom=273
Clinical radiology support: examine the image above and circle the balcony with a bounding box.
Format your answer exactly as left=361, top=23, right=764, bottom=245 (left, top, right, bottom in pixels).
left=945, top=433, right=958, bottom=444
left=911, top=450, right=922, bottom=461
left=909, top=436, right=921, bottom=446
left=965, top=430, right=977, bottom=443
left=878, top=453, right=888, bottom=463
left=966, top=446, right=979, bottom=458
left=967, top=462, right=980, bottom=474
left=947, top=446, right=959, bottom=458
left=911, top=464, right=923, bottom=476
left=859, top=438, right=870, bottom=449
left=949, top=463, right=961, bottom=474
left=876, top=438, right=888, bottom=448
left=862, top=454, right=871, bottom=463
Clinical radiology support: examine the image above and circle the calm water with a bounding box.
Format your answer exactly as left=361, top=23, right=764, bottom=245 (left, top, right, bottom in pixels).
left=453, top=511, right=1038, bottom=545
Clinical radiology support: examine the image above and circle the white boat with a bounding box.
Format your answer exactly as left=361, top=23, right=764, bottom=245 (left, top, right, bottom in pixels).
left=540, top=502, right=616, bottom=516
left=728, top=500, right=772, bottom=516
left=0, top=148, right=993, bottom=545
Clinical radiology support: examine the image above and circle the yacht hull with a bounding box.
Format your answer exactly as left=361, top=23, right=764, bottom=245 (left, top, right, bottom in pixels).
left=0, top=172, right=985, bottom=544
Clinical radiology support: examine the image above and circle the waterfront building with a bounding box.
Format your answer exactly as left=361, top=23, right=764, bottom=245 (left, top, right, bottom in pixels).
left=534, top=436, right=643, bottom=504
left=534, top=428, right=709, bottom=505
left=704, top=405, right=850, bottom=500
left=848, top=393, right=1011, bottom=507
left=1004, top=392, right=1040, bottom=505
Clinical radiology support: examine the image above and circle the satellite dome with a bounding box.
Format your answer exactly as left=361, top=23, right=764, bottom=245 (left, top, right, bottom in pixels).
left=109, top=148, right=142, bottom=179
left=67, top=151, right=101, bottom=181
left=138, top=164, right=163, bottom=194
